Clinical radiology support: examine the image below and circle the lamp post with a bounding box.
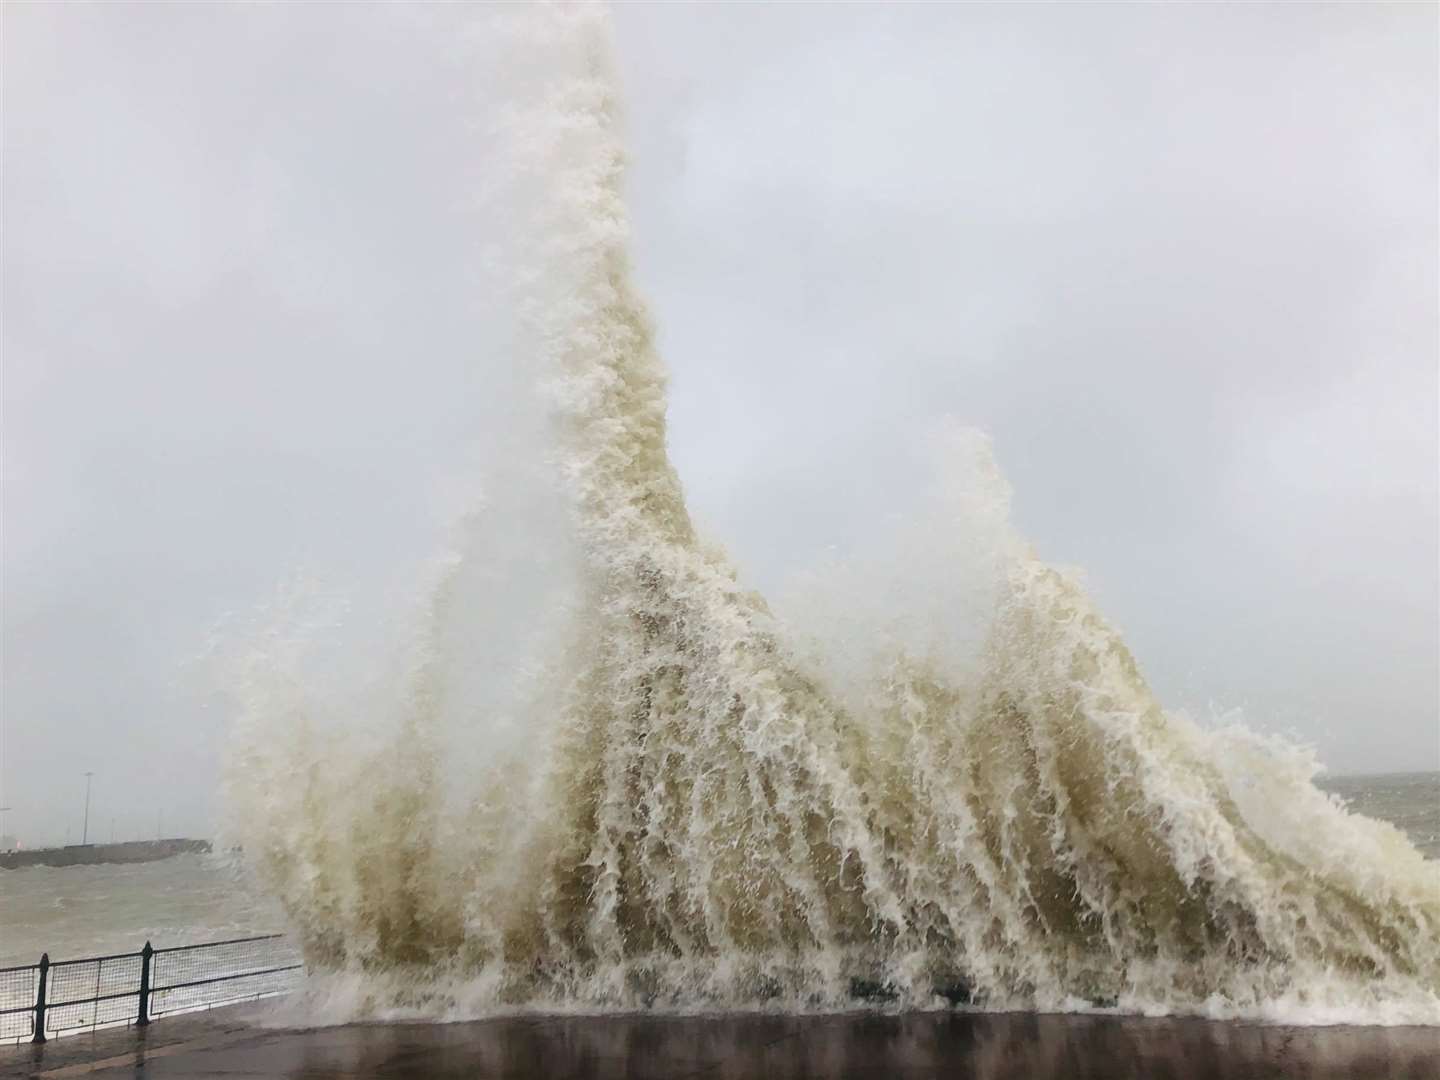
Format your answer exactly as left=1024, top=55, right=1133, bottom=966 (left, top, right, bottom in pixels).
left=81, top=772, right=94, bottom=846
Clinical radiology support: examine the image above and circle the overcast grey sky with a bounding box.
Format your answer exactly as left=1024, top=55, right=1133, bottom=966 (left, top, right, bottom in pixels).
left=2, top=3, right=1435, bottom=847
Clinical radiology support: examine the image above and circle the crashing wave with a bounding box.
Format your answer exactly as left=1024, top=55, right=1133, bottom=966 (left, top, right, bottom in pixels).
left=223, top=6, right=1440, bottom=1025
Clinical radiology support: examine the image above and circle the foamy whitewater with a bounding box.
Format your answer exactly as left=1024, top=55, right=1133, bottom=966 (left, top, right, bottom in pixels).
left=222, top=9, right=1440, bottom=1026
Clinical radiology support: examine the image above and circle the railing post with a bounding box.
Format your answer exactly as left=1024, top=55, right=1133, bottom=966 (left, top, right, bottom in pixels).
left=32, top=953, right=49, bottom=1044
left=137, top=941, right=153, bottom=1027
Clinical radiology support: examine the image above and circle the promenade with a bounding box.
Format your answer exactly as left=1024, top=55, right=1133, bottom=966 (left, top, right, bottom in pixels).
left=4, top=1005, right=1438, bottom=1079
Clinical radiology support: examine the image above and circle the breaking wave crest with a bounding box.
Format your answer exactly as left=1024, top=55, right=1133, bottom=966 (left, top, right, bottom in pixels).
left=222, top=7, right=1440, bottom=1026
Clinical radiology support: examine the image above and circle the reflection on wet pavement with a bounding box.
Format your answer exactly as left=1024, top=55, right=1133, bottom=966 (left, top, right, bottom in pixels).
left=10, top=1010, right=1439, bottom=1080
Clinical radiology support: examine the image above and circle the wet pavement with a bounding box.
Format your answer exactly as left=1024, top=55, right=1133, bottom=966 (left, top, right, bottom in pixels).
left=4, top=1006, right=1438, bottom=1079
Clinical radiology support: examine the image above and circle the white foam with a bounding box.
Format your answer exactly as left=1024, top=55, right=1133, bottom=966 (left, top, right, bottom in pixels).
left=221, top=5, right=1440, bottom=1029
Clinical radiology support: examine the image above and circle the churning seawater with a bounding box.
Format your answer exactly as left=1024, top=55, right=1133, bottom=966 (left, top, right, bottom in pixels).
left=1315, top=773, right=1440, bottom=860
left=1, top=774, right=1432, bottom=973
left=0, top=854, right=283, bottom=967
left=201, top=8, right=1440, bottom=1026
left=10, top=5, right=1432, bottom=1032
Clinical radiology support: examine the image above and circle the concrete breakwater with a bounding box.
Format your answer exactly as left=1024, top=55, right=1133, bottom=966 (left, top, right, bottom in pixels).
left=0, top=839, right=210, bottom=871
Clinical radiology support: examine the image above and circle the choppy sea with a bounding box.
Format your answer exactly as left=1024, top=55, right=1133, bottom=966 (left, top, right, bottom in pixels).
left=1, top=771, right=1433, bottom=970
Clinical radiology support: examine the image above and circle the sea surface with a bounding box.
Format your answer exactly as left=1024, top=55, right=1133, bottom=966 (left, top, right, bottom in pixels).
left=1, top=772, right=1434, bottom=970
left=0, top=852, right=281, bottom=967
left=1315, top=771, right=1439, bottom=859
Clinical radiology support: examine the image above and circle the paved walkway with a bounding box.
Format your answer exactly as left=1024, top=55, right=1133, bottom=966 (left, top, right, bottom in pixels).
left=4, top=1006, right=1437, bottom=1079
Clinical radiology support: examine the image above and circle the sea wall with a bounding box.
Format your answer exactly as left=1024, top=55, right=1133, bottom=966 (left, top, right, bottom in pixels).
left=0, top=839, right=210, bottom=870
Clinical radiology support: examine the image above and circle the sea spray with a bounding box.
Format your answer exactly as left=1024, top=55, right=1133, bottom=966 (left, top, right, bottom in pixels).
left=222, top=6, right=1440, bottom=1024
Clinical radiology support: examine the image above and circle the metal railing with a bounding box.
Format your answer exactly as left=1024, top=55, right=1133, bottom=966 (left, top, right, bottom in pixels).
left=0, top=935, right=301, bottom=1044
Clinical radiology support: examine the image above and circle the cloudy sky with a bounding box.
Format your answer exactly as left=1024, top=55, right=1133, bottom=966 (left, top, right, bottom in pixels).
left=2, top=3, right=1435, bottom=846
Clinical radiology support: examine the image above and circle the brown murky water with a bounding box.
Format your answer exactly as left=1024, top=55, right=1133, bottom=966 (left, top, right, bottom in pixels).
left=2, top=772, right=1433, bottom=969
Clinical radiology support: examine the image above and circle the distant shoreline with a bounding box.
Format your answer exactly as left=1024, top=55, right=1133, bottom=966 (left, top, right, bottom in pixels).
left=0, top=838, right=211, bottom=870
